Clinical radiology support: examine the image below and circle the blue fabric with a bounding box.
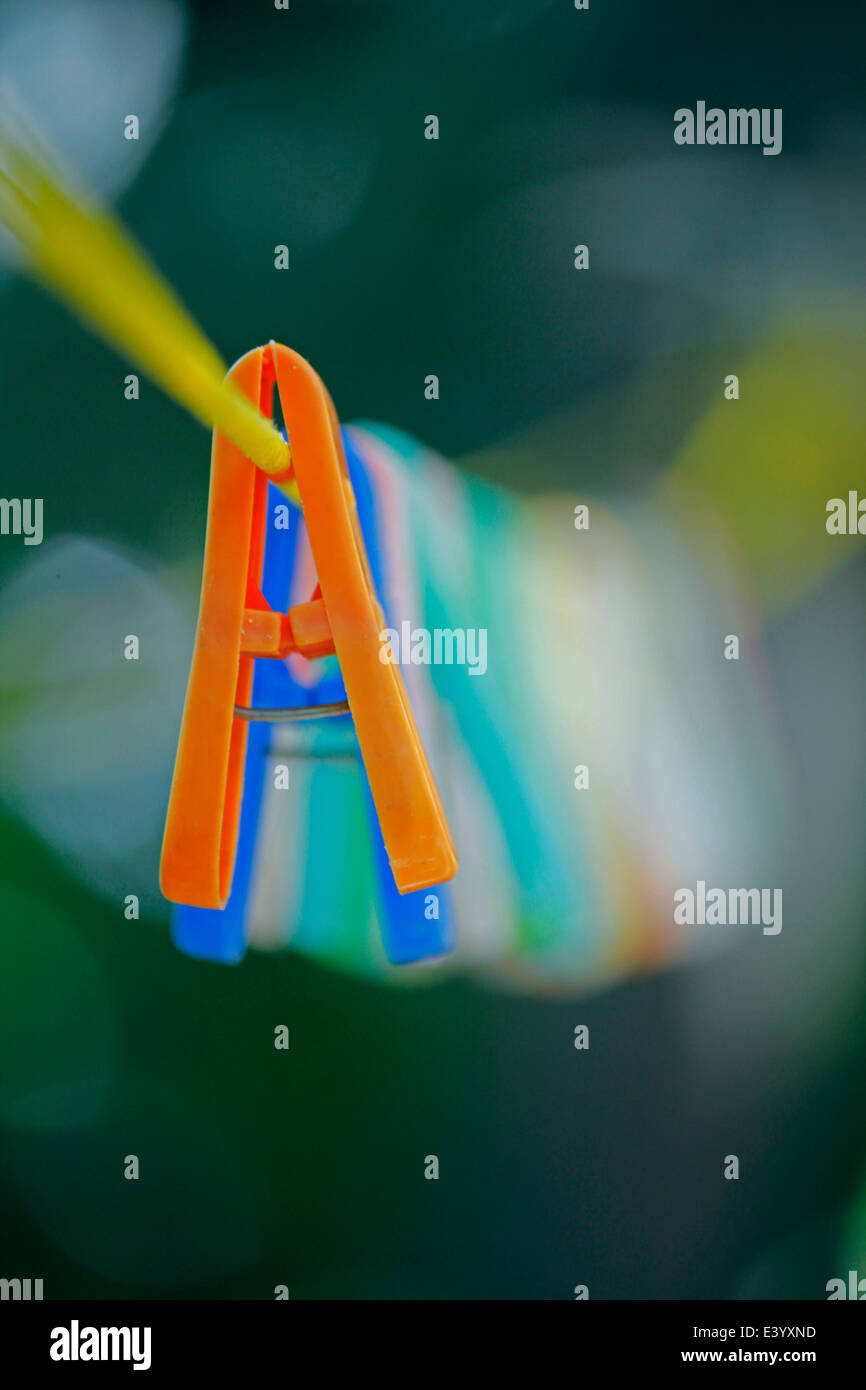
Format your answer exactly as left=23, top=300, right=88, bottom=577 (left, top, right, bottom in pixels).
left=344, top=430, right=455, bottom=965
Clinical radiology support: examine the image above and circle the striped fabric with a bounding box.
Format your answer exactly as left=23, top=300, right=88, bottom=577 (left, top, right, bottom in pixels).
left=172, top=423, right=784, bottom=983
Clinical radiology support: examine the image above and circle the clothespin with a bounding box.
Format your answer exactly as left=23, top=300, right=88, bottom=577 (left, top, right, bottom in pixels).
left=160, top=342, right=458, bottom=926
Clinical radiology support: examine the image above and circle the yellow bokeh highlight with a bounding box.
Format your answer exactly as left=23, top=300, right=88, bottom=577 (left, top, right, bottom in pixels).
left=661, top=328, right=866, bottom=614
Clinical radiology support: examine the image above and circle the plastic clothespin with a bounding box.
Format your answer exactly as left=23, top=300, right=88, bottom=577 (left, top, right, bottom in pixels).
left=160, top=342, right=458, bottom=915
left=170, top=460, right=456, bottom=967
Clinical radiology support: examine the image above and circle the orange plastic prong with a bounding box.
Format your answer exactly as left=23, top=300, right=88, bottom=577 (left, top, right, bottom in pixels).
left=160, top=346, right=270, bottom=910
left=269, top=342, right=457, bottom=897
left=284, top=598, right=337, bottom=660
left=240, top=607, right=292, bottom=658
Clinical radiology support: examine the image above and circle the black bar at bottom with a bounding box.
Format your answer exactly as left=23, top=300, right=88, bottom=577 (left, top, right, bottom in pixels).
left=0, top=1299, right=862, bottom=1375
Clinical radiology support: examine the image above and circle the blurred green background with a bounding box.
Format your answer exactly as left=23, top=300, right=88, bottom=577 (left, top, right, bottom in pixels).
left=1, top=0, right=865, bottom=1298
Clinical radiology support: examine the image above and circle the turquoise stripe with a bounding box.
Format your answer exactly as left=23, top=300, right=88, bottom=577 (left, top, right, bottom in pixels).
left=359, top=424, right=599, bottom=962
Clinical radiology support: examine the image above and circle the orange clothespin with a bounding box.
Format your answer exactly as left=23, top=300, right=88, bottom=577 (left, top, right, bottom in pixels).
left=160, top=342, right=457, bottom=910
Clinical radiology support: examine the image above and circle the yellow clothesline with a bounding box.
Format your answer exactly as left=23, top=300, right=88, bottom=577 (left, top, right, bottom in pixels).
left=0, top=99, right=299, bottom=503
